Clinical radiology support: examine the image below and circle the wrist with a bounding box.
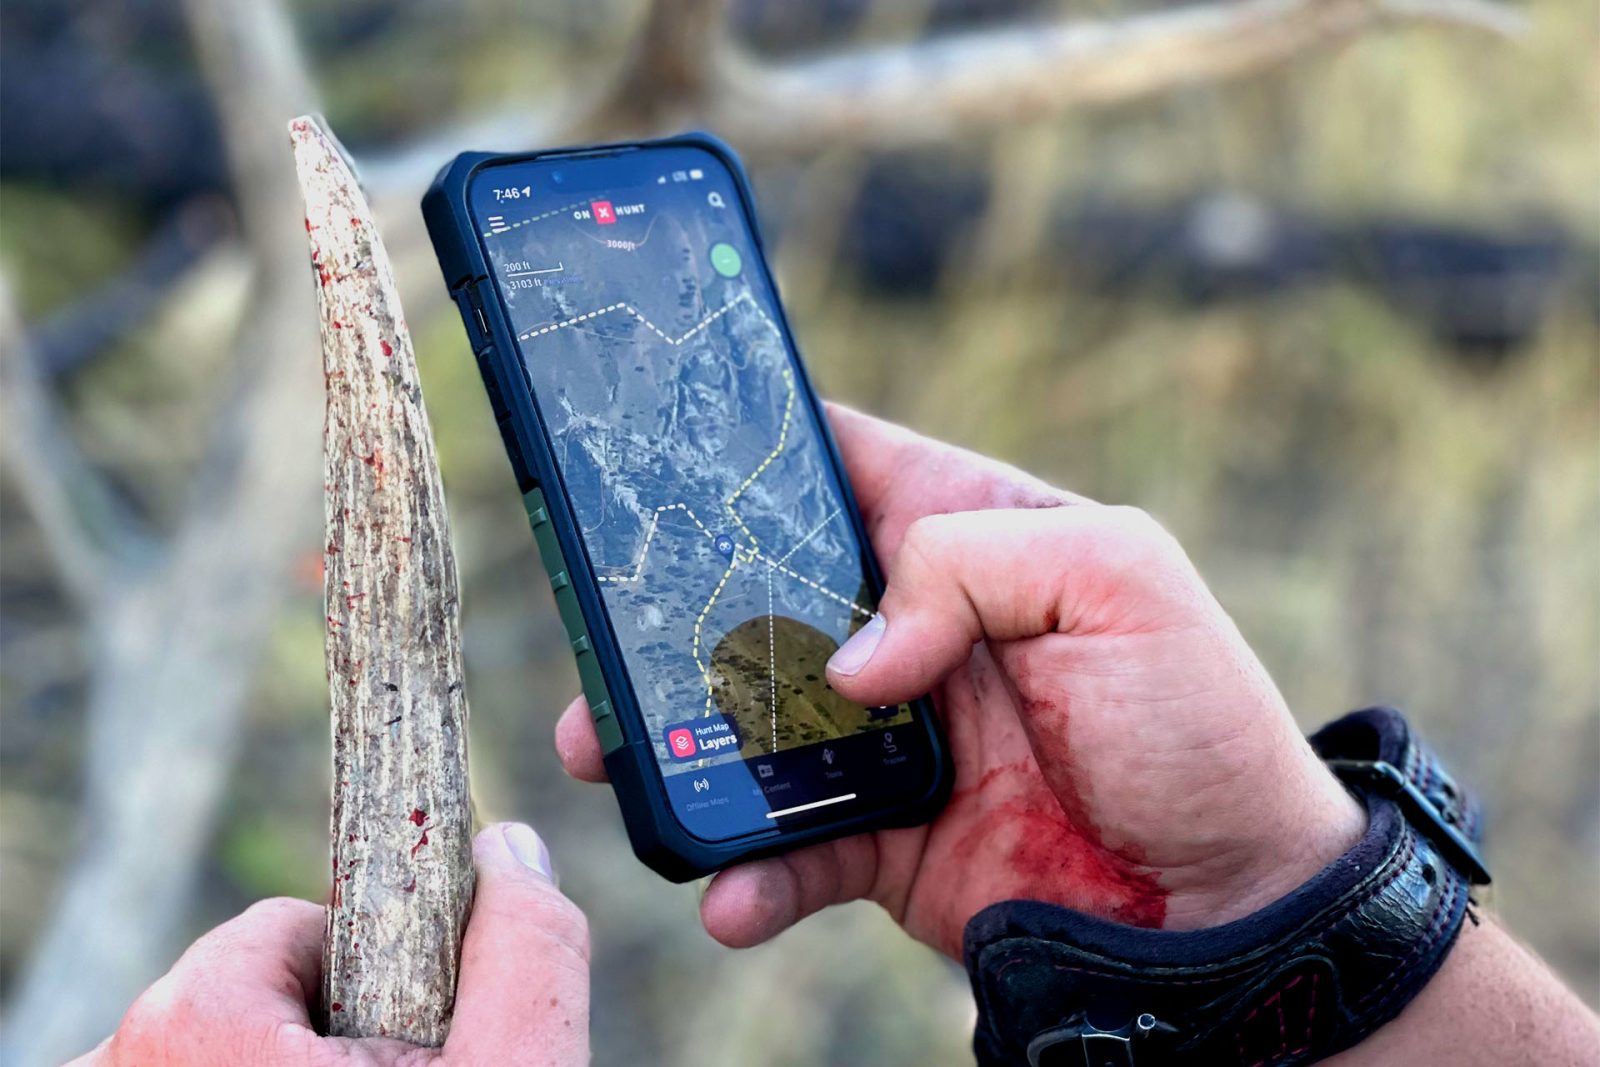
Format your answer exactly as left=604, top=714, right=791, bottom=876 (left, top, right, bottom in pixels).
left=1165, top=749, right=1369, bottom=931
left=963, top=706, right=1491, bottom=1067
left=1323, top=915, right=1600, bottom=1066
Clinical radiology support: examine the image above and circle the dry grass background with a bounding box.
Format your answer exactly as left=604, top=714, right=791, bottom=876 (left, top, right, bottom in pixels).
left=1, top=1, right=1595, bottom=1063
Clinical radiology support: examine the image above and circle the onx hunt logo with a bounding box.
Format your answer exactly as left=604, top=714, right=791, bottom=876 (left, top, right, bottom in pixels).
left=663, top=715, right=742, bottom=761
left=574, top=201, right=645, bottom=225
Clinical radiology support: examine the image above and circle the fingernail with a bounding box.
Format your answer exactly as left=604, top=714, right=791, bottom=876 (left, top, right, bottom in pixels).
left=828, top=613, right=886, bottom=676
left=500, top=823, right=557, bottom=885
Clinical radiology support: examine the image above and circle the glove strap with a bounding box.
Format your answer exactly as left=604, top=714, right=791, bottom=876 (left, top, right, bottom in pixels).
left=964, top=707, right=1489, bottom=1067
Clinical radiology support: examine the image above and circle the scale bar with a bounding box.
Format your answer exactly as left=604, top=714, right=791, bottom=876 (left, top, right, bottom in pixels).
left=507, top=263, right=565, bottom=277
left=765, top=793, right=857, bottom=820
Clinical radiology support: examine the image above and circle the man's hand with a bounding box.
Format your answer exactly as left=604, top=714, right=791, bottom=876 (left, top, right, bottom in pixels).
left=73, top=823, right=589, bottom=1066
left=556, top=405, right=1365, bottom=958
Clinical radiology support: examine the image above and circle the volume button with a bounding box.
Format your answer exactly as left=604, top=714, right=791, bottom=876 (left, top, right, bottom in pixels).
left=470, top=278, right=501, bottom=350
left=455, top=288, right=492, bottom=353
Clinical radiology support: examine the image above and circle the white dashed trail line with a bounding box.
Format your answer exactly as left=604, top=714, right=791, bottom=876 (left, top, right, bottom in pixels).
left=520, top=294, right=873, bottom=725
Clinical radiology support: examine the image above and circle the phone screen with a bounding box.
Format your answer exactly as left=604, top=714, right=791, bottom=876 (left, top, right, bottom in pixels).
left=467, top=145, right=938, bottom=842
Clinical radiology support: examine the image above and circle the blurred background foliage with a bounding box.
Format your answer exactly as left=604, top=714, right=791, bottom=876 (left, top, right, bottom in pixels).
left=1, top=0, right=1596, bottom=1064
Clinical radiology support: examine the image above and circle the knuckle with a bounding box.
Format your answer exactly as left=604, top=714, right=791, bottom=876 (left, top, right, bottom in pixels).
left=245, top=894, right=310, bottom=916
left=478, top=885, right=592, bottom=965
left=394, top=1048, right=447, bottom=1067
left=110, top=982, right=184, bottom=1062
left=896, top=513, right=957, bottom=571
left=898, top=514, right=940, bottom=553
left=1106, top=504, right=1164, bottom=539
left=240, top=896, right=321, bottom=927
left=196, top=897, right=317, bottom=964
left=528, top=892, right=592, bottom=963
left=258, top=1022, right=332, bottom=1067
left=1090, top=506, right=1207, bottom=605
left=1102, top=505, right=1181, bottom=559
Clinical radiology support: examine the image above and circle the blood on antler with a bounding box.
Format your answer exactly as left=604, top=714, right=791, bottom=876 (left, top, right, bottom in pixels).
left=290, top=114, right=474, bottom=1046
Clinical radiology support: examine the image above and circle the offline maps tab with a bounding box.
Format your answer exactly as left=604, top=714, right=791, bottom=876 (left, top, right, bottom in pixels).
left=664, top=715, right=742, bottom=761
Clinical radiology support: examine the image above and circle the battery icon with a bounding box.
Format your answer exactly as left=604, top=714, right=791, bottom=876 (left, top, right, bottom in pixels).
left=689, top=169, right=704, bottom=180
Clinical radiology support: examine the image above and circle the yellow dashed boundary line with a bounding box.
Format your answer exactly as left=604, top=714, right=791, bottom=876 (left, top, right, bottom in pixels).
left=523, top=294, right=871, bottom=719
left=596, top=503, right=718, bottom=583
left=693, top=553, right=743, bottom=713
left=727, top=367, right=794, bottom=506
left=596, top=508, right=665, bottom=583
left=724, top=367, right=795, bottom=546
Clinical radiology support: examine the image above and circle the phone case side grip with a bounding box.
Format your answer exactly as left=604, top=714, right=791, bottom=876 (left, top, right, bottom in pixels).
left=421, top=133, right=953, bottom=882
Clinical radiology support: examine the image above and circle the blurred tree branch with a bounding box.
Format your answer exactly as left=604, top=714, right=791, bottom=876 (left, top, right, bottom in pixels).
left=0, top=285, right=152, bottom=607
left=357, top=0, right=1525, bottom=390
left=585, top=0, right=732, bottom=132
left=28, top=201, right=230, bottom=380
left=0, top=0, right=321, bottom=1062
left=363, top=0, right=1522, bottom=193
left=708, top=0, right=1525, bottom=149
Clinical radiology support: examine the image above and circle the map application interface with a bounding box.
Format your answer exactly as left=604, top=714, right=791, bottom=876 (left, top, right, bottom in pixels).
left=469, top=147, right=935, bottom=841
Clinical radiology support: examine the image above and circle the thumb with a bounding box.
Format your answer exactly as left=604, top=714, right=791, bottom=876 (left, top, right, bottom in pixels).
left=826, top=505, right=1201, bottom=706
left=443, top=823, right=589, bottom=1065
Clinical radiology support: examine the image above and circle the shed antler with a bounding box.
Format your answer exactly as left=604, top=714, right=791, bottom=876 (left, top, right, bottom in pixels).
left=290, top=114, right=474, bottom=1045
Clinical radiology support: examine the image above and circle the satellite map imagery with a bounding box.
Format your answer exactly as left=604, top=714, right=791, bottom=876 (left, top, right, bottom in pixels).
left=474, top=159, right=912, bottom=785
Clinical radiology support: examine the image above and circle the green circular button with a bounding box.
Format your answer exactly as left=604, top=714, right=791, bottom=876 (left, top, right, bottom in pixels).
left=710, top=242, right=742, bottom=278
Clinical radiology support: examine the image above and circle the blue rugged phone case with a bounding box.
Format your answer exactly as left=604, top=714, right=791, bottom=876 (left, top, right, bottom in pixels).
left=421, top=131, right=953, bottom=881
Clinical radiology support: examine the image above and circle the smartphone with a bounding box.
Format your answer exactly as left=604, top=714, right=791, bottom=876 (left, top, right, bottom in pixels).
left=422, top=133, right=952, bottom=880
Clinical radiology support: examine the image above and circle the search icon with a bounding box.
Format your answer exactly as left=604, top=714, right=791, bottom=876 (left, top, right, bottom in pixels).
left=707, top=191, right=725, bottom=208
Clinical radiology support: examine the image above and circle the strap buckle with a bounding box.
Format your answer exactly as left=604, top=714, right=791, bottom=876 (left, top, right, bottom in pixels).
left=1326, top=759, right=1492, bottom=885
left=1026, top=1012, right=1176, bottom=1067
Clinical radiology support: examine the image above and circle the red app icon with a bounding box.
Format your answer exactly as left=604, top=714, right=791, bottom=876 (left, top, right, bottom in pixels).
left=590, top=200, right=616, bottom=225
left=667, top=728, right=696, bottom=758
